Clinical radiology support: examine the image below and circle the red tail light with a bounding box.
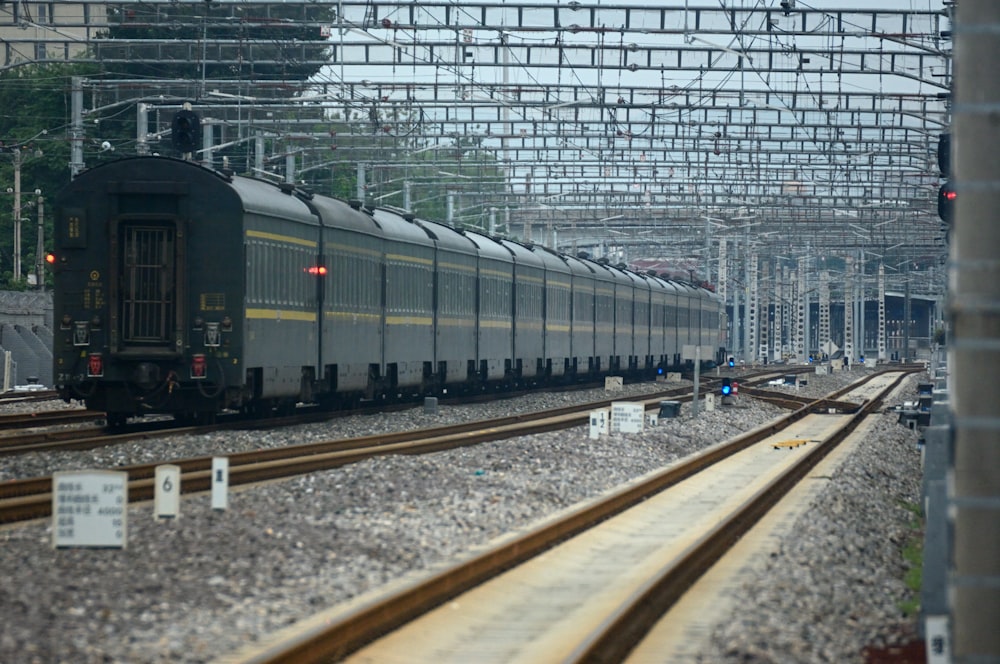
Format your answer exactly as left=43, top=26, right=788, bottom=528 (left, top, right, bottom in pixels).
left=191, top=354, right=207, bottom=379
left=87, top=353, right=103, bottom=377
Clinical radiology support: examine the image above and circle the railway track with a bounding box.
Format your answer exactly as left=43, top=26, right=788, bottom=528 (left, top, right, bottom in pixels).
left=0, top=367, right=812, bottom=458
left=2, top=384, right=706, bottom=523
left=217, top=369, right=915, bottom=664
left=0, top=408, right=101, bottom=431
left=0, top=366, right=843, bottom=525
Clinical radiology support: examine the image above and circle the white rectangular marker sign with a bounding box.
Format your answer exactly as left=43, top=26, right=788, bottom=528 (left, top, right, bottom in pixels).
left=154, top=464, right=181, bottom=519
left=52, top=470, right=127, bottom=549
left=211, top=457, right=229, bottom=511
left=589, top=409, right=609, bottom=439
left=611, top=402, right=644, bottom=434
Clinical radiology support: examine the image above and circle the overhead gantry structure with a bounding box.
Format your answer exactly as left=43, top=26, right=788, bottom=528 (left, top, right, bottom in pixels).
left=2, top=1, right=952, bottom=292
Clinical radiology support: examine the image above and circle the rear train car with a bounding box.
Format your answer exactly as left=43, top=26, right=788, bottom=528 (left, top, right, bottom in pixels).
left=50, top=157, right=284, bottom=426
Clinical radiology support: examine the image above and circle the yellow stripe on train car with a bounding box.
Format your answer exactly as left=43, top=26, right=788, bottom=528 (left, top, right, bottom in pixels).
left=437, top=261, right=478, bottom=273
left=246, top=230, right=318, bottom=248
left=246, top=308, right=317, bottom=322
left=386, top=253, right=434, bottom=266
left=325, top=242, right=381, bottom=259
left=479, top=268, right=513, bottom=279
left=385, top=315, right=434, bottom=326
left=479, top=320, right=513, bottom=329
left=437, top=318, right=476, bottom=327
left=325, top=311, right=381, bottom=322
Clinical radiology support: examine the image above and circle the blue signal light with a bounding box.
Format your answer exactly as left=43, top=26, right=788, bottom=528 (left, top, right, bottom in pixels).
left=727, top=356, right=735, bottom=367
left=721, top=377, right=732, bottom=396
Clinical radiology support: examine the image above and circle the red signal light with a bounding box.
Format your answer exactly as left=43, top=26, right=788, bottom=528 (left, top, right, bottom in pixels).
left=45, top=252, right=56, bottom=265
left=938, top=182, right=956, bottom=224
left=305, top=266, right=328, bottom=276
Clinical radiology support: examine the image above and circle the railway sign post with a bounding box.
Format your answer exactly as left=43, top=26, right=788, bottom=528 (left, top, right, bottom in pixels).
left=211, top=457, right=229, bottom=511
left=610, top=402, right=644, bottom=434
left=154, top=465, right=181, bottom=520
left=52, top=470, right=127, bottom=549
left=589, top=409, right=610, bottom=439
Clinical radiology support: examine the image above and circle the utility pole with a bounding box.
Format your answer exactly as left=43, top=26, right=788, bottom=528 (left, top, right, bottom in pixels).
left=12, top=147, right=21, bottom=280
left=34, top=193, right=44, bottom=289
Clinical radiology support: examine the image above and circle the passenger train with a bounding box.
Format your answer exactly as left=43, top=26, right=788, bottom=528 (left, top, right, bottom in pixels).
left=50, top=156, right=725, bottom=427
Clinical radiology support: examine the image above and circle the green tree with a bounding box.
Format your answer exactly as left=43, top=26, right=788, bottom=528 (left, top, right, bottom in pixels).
left=0, top=62, right=101, bottom=288
left=99, top=3, right=333, bottom=86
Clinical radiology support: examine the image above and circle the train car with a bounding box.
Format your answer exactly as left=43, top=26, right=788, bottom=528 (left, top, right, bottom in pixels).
left=409, top=216, right=480, bottom=392
left=50, top=156, right=725, bottom=425
left=308, top=196, right=383, bottom=402
left=463, top=229, right=515, bottom=385
left=562, top=253, right=597, bottom=376
left=501, top=239, right=546, bottom=384
left=529, top=245, right=572, bottom=378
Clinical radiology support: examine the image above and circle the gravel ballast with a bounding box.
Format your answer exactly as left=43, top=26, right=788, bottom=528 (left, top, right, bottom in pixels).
left=0, top=370, right=925, bottom=663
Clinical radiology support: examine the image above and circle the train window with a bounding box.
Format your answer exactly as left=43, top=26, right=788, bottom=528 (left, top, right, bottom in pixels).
left=264, top=243, right=274, bottom=305
left=271, top=243, right=278, bottom=305
left=278, top=246, right=287, bottom=306
left=253, top=242, right=260, bottom=304
left=246, top=241, right=257, bottom=304
left=440, top=271, right=449, bottom=314
left=364, top=255, right=372, bottom=311
left=348, top=253, right=356, bottom=308
left=285, top=246, right=293, bottom=306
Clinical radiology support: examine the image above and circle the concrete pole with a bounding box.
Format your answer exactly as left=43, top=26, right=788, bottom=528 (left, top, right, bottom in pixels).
left=70, top=76, right=85, bottom=177
left=745, top=250, right=755, bottom=364
left=34, top=195, right=43, bottom=289
left=844, top=256, right=854, bottom=364
left=12, top=148, right=21, bottom=280
left=136, top=103, right=150, bottom=155
left=858, top=251, right=866, bottom=359
left=951, top=1, right=1000, bottom=660
left=819, top=270, right=830, bottom=356
left=203, top=119, right=215, bottom=169
left=356, top=162, right=365, bottom=201
left=878, top=263, right=887, bottom=361
left=733, top=268, right=741, bottom=362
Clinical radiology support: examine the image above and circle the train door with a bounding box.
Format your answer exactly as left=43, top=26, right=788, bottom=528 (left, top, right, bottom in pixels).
left=111, top=220, right=183, bottom=352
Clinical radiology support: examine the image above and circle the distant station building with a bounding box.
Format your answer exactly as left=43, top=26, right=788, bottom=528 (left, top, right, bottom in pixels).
left=0, top=3, right=102, bottom=68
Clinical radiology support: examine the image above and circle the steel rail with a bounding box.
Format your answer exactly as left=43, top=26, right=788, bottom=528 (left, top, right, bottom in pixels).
left=226, top=369, right=917, bottom=663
